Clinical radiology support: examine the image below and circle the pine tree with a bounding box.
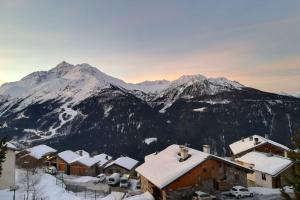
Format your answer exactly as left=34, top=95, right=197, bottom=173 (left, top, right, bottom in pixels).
left=281, top=133, right=300, bottom=200
left=0, top=137, right=7, bottom=176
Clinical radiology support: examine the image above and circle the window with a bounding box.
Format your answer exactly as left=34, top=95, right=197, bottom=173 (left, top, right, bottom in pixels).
left=203, top=168, right=207, bottom=172
left=262, top=173, right=266, bottom=180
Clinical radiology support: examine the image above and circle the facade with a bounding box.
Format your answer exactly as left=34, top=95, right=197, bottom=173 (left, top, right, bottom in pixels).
left=236, top=151, right=294, bottom=188
left=16, top=144, right=57, bottom=168
left=0, top=143, right=16, bottom=189
left=57, top=150, right=112, bottom=176
left=70, top=153, right=112, bottom=176
left=229, top=135, right=290, bottom=158
left=57, top=150, right=82, bottom=175
left=104, top=156, right=139, bottom=176
left=136, top=145, right=252, bottom=200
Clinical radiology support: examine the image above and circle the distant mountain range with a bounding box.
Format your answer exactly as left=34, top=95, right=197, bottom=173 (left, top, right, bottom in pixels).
left=1, top=61, right=299, bottom=160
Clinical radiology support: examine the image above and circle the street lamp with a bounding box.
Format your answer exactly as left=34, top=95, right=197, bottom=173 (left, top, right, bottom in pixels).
left=10, top=185, right=18, bottom=200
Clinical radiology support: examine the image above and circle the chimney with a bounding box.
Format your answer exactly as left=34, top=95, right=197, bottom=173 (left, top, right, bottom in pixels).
left=265, top=134, right=269, bottom=139
left=241, top=137, right=245, bottom=142
left=179, top=145, right=189, bottom=162
left=79, top=150, right=83, bottom=156
left=249, top=136, right=253, bottom=141
left=254, top=137, right=259, bottom=145
left=284, top=151, right=288, bottom=158
left=203, top=145, right=211, bottom=154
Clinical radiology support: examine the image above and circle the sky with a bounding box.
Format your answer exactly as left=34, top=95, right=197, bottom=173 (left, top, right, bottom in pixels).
left=0, top=0, right=300, bottom=93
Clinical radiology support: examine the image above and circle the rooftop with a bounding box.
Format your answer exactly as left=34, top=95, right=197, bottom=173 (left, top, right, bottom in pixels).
left=105, top=156, right=138, bottom=170
left=136, top=144, right=252, bottom=189
left=229, top=135, right=290, bottom=156
left=27, top=144, right=57, bottom=159
left=236, top=151, right=293, bottom=176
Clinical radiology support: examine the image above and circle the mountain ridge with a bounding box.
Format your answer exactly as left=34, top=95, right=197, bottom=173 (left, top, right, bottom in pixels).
left=1, top=61, right=299, bottom=160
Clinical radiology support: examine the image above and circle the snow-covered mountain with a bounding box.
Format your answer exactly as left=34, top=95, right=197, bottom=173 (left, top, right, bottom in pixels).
left=1, top=62, right=299, bottom=160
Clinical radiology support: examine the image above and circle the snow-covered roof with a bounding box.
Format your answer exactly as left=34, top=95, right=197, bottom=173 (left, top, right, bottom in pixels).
left=74, top=153, right=112, bottom=167
left=105, top=156, right=139, bottom=170
left=136, top=144, right=252, bottom=189
left=94, top=153, right=112, bottom=167
left=6, top=142, right=17, bottom=150
left=136, top=145, right=210, bottom=189
left=75, top=150, right=90, bottom=157
left=236, top=151, right=293, bottom=176
left=229, top=135, right=290, bottom=156
left=58, top=150, right=82, bottom=164
left=26, top=145, right=57, bottom=159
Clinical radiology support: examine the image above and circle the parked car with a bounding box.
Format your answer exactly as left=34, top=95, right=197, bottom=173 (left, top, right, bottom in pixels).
left=192, top=191, right=216, bottom=200
left=120, top=174, right=130, bottom=188
left=230, top=186, right=253, bottom=199
left=93, top=173, right=106, bottom=184
left=97, top=173, right=106, bottom=182
left=107, top=173, right=120, bottom=186
left=45, top=166, right=57, bottom=175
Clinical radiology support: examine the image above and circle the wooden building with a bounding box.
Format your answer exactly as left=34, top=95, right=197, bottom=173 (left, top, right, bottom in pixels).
left=236, top=151, right=294, bottom=188
left=70, top=153, right=112, bottom=176
left=104, top=156, right=139, bottom=176
left=229, top=135, right=290, bottom=158
left=57, top=150, right=82, bottom=175
left=16, top=144, right=57, bottom=168
left=136, top=145, right=253, bottom=200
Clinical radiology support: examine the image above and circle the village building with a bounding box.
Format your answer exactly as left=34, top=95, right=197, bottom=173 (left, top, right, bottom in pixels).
left=229, top=135, right=290, bottom=158
left=0, top=143, right=17, bottom=189
left=57, top=150, right=82, bottom=175
left=104, top=156, right=139, bottom=176
left=70, top=153, right=112, bottom=176
left=16, top=144, right=57, bottom=168
left=135, top=144, right=253, bottom=200
left=235, top=151, right=294, bottom=188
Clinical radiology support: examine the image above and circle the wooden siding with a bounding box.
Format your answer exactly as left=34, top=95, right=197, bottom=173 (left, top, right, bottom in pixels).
left=139, top=158, right=249, bottom=200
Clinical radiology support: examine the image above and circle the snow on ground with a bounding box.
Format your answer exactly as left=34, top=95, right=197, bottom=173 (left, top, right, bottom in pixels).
left=249, top=186, right=293, bottom=195
left=144, top=137, right=158, bottom=145
left=71, top=176, right=99, bottom=183
left=123, top=192, right=154, bottom=200
left=49, top=103, right=78, bottom=138
left=0, top=169, right=153, bottom=200
left=193, top=107, right=206, bottom=112
left=198, top=99, right=231, bottom=104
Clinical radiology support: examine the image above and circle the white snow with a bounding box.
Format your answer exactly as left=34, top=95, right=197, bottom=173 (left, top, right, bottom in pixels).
left=136, top=144, right=251, bottom=189
left=198, top=99, right=231, bottom=105
left=105, top=156, right=139, bottom=171
left=193, top=107, right=206, bottom=112
left=58, top=150, right=83, bottom=164
left=144, top=137, right=158, bottom=145
left=123, top=192, right=154, bottom=200
left=229, top=135, right=290, bottom=156
left=75, top=153, right=112, bottom=167
left=71, top=176, right=99, bottom=183
left=48, top=103, right=78, bottom=138
left=0, top=169, right=153, bottom=200
left=249, top=186, right=293, bottom=195
left=236, top=151, right=293, bottom=176
left=136, top=144, right=210, bottom=189
left=26, top=144, right=57, bottom=159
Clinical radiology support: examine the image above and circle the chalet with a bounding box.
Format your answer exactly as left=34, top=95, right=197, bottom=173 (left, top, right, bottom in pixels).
left=135, top=145, right=253, bottom=200
left=70, top=153, right=112, bottom=176
left=104, top=156, right=139, bottom=176
left=57, top=150, right=82, bottom=175
left=229, top=135, right=290, bottom=158
left=0, top=143, right=17, bottom=189
left=235, top=151, right=294, bottom=188
left=16, top=144, right=57, bottom=168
